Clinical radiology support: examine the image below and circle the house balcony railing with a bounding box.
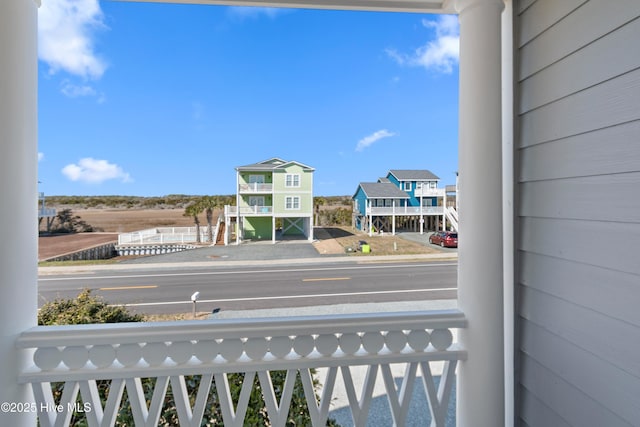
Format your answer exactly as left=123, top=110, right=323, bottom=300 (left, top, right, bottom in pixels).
left=367, top=206, right=444, bottom=216
left=413, top=188, right=445, bottom=198
left=225, top=205, right=273, bottom=216
left=17, top=310, right=466, bottom=427
left=239, top=183, right=273, bottom=193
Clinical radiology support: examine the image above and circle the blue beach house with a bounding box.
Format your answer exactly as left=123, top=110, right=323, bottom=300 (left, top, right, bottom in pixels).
left=353, top=169, right=458, bottom=236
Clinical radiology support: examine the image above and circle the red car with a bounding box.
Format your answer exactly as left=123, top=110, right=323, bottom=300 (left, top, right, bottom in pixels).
left=429, top=231, right=458, bottom=248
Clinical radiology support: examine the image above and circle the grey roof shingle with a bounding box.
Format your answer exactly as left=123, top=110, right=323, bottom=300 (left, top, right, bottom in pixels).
left=236, top=158, right=314, bottom=171
left=357, top=182, right=409, bottom=199
left=388, top=169, right=439, bottom=180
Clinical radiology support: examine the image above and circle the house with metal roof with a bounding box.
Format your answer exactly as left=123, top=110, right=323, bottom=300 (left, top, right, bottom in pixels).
left=353, top=169, right=458, bottom=235
left=224, top=158, right=314, bottom=244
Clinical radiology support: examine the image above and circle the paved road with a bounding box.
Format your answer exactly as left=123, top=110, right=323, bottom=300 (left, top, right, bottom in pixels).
left=39, top=261, right=457, bottom=315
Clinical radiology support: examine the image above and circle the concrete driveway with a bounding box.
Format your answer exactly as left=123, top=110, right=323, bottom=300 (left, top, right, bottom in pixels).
left=119, top=240, right=331, bottom=264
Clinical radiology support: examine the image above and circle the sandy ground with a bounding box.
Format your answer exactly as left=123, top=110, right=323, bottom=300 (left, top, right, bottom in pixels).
left=38, top=233, right=119, bottom=261
left=39, top=209, right=348, bottom=260
left=39, top=209, right=197, bottom=261
left=312, top=228, right=347, bottom=254
left=68, top=208, right=209, bottom=233
left=39, top=209, right=440, bottom=260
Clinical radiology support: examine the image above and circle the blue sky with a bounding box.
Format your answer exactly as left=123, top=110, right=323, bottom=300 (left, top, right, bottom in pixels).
left=37, top=0, right=459, bottom=197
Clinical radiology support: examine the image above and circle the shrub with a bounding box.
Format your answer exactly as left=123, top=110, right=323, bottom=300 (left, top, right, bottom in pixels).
left=47, top=209, right=98, bottom=233
left=38, top=288, right=143, bottom=325
left=38, top=289, right=339, bottom=426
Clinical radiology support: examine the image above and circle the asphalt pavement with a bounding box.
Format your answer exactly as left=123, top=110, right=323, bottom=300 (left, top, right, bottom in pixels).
left=117, top=231, right=457, bottom=265
left=118, top=239, right=331, bottom=264
left=397, top=231, right=459, bottom=253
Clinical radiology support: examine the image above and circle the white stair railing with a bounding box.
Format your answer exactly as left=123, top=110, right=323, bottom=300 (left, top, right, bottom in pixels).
left=445, top=207, right=459, bottom=231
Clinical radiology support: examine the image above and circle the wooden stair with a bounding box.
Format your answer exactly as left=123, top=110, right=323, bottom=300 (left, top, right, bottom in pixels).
left=216, top=222, right=226, bottom=245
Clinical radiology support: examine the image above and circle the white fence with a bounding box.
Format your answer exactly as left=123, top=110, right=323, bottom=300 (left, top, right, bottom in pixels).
left=118, top=227, right=210, bottom=245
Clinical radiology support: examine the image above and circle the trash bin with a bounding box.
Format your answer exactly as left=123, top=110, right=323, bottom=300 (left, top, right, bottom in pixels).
left=361, top=244, right=370, bottom=253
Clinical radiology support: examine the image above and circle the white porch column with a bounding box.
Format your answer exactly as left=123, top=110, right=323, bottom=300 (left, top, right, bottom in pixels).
left=441, top=190, right=445, bottom=231
left=0, top=0, right=39, bottom=425
left=419, top=197, right=424, bottom=234
left=272, top=216, right=276, bottom=244
left=443, top=190, right=448, bottom=230
left=454, top=0, right=505, bottom=426
left=392, top=200, right=396, bottom=235
left=501, top=1, right=515, bottom=425
left=368, top=200, right=372, bottom=237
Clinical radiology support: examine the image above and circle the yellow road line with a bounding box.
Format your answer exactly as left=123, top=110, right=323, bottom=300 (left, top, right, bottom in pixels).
left=99, top=285, right=158, bottom=291
left=302, top=277, right=351, bottom=282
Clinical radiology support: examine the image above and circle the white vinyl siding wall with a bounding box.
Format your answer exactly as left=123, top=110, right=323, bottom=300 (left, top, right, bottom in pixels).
left=515, top=1, right=640, bottom=426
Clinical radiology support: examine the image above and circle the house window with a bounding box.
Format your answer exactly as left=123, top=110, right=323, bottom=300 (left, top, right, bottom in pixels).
left=249, top=196, right=264, bottom=207
left=430, top=181, right=437, bottom=189
left=285, top=174, right=300, bottom=187
left=285, top=196, right=300, bottom=210
left=385, top=199, right=392, bottom=207
left=403, top=182, right=411, bottom=191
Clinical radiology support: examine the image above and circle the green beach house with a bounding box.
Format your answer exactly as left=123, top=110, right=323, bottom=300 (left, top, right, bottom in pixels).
left=224, top=158, right=315, bottom=244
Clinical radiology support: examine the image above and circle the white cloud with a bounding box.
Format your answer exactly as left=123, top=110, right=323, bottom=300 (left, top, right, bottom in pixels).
left=60, top=80, right=96, bottom=97
left=62, top=158, right=132, bottom=184
left=38, top=152, right=44, bottom=162
left=356, top=130, right=395, bottom=152
left=38, top=0, right=108, bottom=80
left=227, top=6, right=290, bottom=20
left=60, top=80, right=106, bottom=103
left=387, top=15, right=459, bottom=74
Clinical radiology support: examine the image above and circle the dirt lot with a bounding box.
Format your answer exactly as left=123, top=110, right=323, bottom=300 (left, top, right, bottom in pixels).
left=315, top=227, right=441, bottom=256
left=69, top=208, right=210, bottom=232
left=39, top=208, right=204, bottom=261
left=39, top=233, right=119, bottom=261
left=39, top=209, right=439, bottom=260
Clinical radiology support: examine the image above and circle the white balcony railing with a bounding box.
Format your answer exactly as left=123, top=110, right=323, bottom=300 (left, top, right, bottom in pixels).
left=414, top=188, right=445, bottom=198
left=367, top=206, right=444, bottom=216
left=239, top=183, right=273, bottom=193
left=225, top=205, right=273, bottom=216
left=18, top=310, right=466, bottom=427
